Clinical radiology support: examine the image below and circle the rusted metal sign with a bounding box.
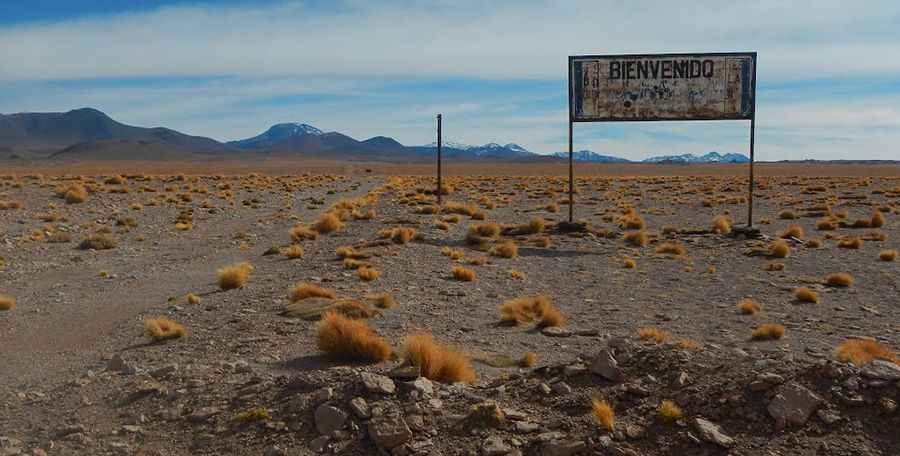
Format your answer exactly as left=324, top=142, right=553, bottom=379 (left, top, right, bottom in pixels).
left=569, top=52, right=756, bottom=122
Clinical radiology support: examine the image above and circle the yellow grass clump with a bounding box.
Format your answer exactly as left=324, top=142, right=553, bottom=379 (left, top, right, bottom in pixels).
left=316, top=312, right=391, bottom=362
left=737, top=298, right=761, bottom=315
left=658, top=400, right=683, bottom=423
left=591, top=398, right=615, bottom=431
left=358, top=266, right=381, bottom=281
left=751, top=323, right=785, bottom=341
left=186, top=293, right=201, bottom=305
left=806, top=239, right=822, bottom=248
left=794, top=287, right=819, bottom=303
left=816, top=218, right=837, bottom=231
left=778, top=210, right=797, bottom=220
left=490, top=240, right=518, bottom=258
left=217, top=262, right=253, bottom=290
left=289, top=224, right=318, bottom=241
left=712, top=215, right=732, bottom=234
left=499, top=295, right=564, bottom=327
left=370, top=293, right=396, bottom=309
left=234, top=408, right=271, bottom=423
left=312, top=212, right=344, bottom=234
left=838, top=236, right=862, bottom=249
left=655, top=242, right=686, bottom=256
left=678, top=339, right=700, bottom=350
left=769, top=240, right=791, bottom=258
left=780, top=224, right=805, bottom=239
left=870, top=211, right=886, bottom=228
left=282, top=244, right=304, bottom=259
left=764, top=262, right=785, bottom=271
left=145, top=317, right=187, bottom=341
left=834, top=339, right=897, bottom=366
left=624, top=231, right=648, bottom=247
left=404, top=332, right=477, bottom=383
left=289, top=282, right=336, bottom=302
left=451, top=266, right=476, bottom=281
left=880, top=249, right=898, bottom=261
left=468, top=222, right=501, bottom=239
left=0, top=294, right=15, bottom=311
left=824, top=272, right=853, bottom=287
left=509, top=269, right=525, bottom=279
left=623, top=257, right=636, bottom=269
left=64, top=184, right=88, bottom=204
left=637, top=327, right=668, bottom=344
left=519, top=352, right=537, bottom=367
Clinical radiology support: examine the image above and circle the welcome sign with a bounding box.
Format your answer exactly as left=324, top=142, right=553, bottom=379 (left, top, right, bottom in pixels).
left=569, top=53, right=756, bottom=122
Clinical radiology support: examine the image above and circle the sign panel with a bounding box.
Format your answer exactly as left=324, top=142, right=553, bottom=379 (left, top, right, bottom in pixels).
left=570, top=52, right=755, bottom=122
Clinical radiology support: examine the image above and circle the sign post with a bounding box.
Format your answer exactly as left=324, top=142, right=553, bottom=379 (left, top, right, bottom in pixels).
left=436, top=114, right=443, bottom=206
left=567, top=52, right=757, bottom=226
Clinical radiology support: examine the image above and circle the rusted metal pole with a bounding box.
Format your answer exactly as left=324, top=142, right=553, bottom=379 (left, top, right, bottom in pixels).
left=436, top=114, right=442, bottom=206
left=747, top=54, right=757, bottom=227
left=568, top=119, right=574, bottom=223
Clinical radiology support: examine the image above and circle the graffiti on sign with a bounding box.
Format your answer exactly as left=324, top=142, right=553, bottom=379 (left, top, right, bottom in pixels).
left=570, top=53, right=755, bottom=122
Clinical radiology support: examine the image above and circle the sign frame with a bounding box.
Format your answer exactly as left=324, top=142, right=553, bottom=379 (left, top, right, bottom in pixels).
left=565, top=51, right=758, bottom=227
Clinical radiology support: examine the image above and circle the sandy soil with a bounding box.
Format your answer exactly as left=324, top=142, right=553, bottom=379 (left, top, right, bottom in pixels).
left=0, top=168, right=898, bottom=455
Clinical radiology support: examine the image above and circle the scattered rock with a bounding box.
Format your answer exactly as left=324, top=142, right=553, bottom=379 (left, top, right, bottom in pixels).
left=388, top=365, right=421, bottom=380
left=106, top=354, right=136, bottom=374
left=368, top=415, right=413, bottom=450
left=861, top=360, right=900, bottom=381
left=314, top=404, right=348, bottom=435
left=309, top=435, right=330, bottom=453
left=188, top=407, right=222, bottom=423
left=360, top=372, right=396, bottom=394
left=551, top=382, right=572, bottom=395
left=482, top=436, right=512, bottom=455
left=589, top=349, right=624, bottom=382
left=349, top=397, right=371, bottom=419
left=407, top=377, right=434, bottom=396
left=692, top=417, right=734, bottom=448
left=767, top=382, right=823, bottom=429
left=540, top=438, right=586, bottom=456
left=541, top=327, right=574, bottom=337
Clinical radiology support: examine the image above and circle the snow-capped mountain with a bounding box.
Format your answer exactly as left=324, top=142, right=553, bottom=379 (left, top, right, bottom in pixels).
left=228, top=123, right=324, bottom=149
left=551, top=150, right=631, bottom=163
left=642, top=152, right=749, bottom=163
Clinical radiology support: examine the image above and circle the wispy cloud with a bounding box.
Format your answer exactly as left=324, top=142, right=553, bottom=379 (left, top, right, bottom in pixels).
left=1, top=0, right=899, bottom=160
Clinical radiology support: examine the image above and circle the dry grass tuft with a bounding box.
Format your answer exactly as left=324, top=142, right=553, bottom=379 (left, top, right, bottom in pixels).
left=880, top=249, right=898, bottom=261
left=451, top=266, right=476, bottom=281
left=370, top=293, right=396, bottom=309
left=824, top=272, right=853, bottom=287
left=234, top=408, right=271, bottom=423
left=834, top=339, right=897, bottom=366
left=806, top=238, right=822, bottom=248
left=0, top=294, right=15, bottom=311
left=658, top=400, right=683, bottom=423
left=498, top=295, right=564, bottom=327
left=677, top=339, right=700, bottom=350
left=637, top=327, right=669, bottom=344
left=655, top=242, right=686, bottom=256
left=186, top=293, right=201, bottom=305
left=490, top=240, right=518, bottom=258
left=712, top=215, right=732, bottom=234
left=778, top=210, right=797, bottom=220
left=64, top=184, right=88, bottom=204
left=79, top=234, right=118, bottom=250
left=289, top=282, right=336, bottom=302
left=358, top=266, right=381, bottom=281
left=737, top=298, right=761, bottom=315
left=838, top=236, right=862, bottom=249
left=312, top=212, right=344, bottom=234
left=624, top=231, right=648, bottom=247
left=145, top=317, right=187, bottom=341
left=794, top=287, right=819, bottom=303
left=769, top=240, right=791, bottom=258
left=870, top=211, right=886, bottom=228
left=217, top=261, right=253, bottom=290
left=751, top=323, right=786, bottom=341
left=282, top=244, right=304, bottom=259
left=623, top=257, right=636, bottom=269
left=404, top=332, right=477, bottom=383
left=509, top=269, right=525, bottom=279
left=519, top=352, right=537, bottom=367
left=316, top=312, right=391, bottom=362
left=780, top=224, right=805, bottom=239
left=468, top=222, right=501, bottom=238
left=591, top=398, right=615, bottom=431
left=289, top=224, right=318, bottom=241
left=764, top=262, right=785, bottom=271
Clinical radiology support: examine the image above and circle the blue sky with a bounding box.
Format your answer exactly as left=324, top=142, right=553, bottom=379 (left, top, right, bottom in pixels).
left=1, top=0, right=899, bottom=160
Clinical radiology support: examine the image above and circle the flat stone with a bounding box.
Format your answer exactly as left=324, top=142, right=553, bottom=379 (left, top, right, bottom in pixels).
left=188, top=407, right=222, bottom=423
left=767, top=382, right=823, bottom=429
left=589, top=349, right=624, bottom=382
left=692, top=418, right=734, bottom=448
left=407, top=377, right=434, bottom=396
left=862, top=360, right=900, bottom=381
left=514, top=421, right=541, bottom=433
left=541, top=327, right=574, bottom=337
left=107, top=354, right=136, bottom=374
left=388, top=365, right=421, bottom=380
left=540, top=438, right=586, bottom=456
left=314, top=404, right=347, bottom=435
left=551, top=382, right=572, bottom=395
left=360, top=372, right=396, bottom=394
left=368, top=416, right=412, bottom=450
left=482, top=436, right=512, bottom=455
left=309, top=435, right=330, bottom=453
left=349, top=397, right=371, bottom=419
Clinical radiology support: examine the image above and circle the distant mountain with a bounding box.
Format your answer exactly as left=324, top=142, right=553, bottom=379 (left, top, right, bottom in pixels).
left=0, top=107, right=231, bottom=158
left=552, top=150, right=631, bottom=163
left=642, top=152, right=749, bottom=164
left=228, top=123, right=323, bottom=150
left=413, top=142, right=537, bottom=160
